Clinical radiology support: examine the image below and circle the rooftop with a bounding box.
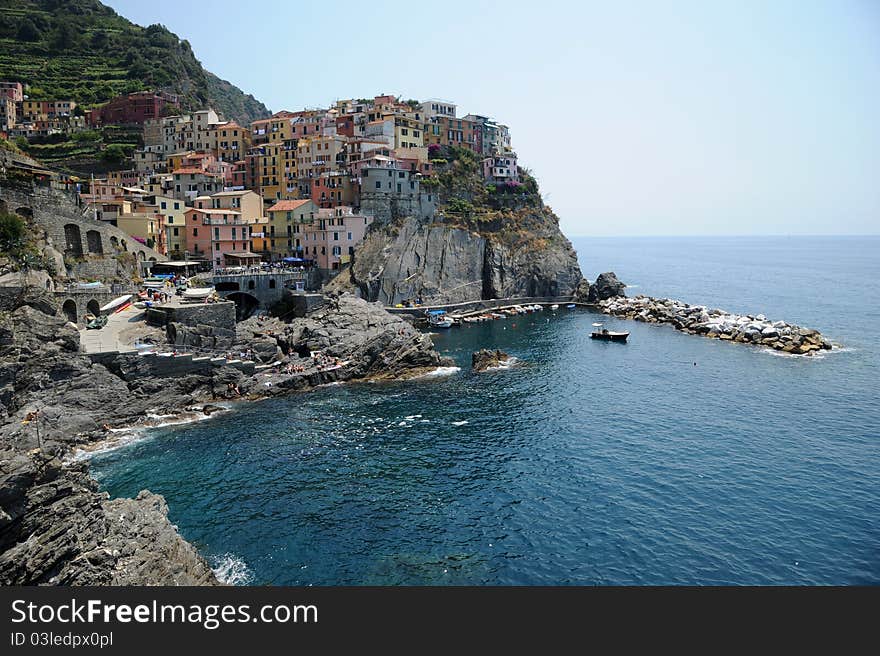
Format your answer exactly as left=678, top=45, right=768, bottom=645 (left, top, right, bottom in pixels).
left=267, top=199, right=312, bottom=212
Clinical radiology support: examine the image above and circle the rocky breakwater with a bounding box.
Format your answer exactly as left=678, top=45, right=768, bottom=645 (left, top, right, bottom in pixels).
left=598, top=296, right=834, bottom=355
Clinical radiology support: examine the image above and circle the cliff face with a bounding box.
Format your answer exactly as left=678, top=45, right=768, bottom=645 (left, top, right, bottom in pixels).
left=351, top=208, right=584, bottom=306
left=349, top=146, right=585, bottom=305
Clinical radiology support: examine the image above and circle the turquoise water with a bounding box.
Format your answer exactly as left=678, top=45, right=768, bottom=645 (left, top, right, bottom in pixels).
left=91, top=236, right=880, bottom=585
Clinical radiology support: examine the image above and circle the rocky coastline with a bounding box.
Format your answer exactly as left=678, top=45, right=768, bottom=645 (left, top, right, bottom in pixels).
left=0, top=289, right=448, bottom=585
left=598, top=295, right=834, bottom=355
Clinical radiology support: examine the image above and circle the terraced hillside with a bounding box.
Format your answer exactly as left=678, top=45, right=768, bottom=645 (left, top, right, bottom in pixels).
left=0, top=0, right=270, bottom=124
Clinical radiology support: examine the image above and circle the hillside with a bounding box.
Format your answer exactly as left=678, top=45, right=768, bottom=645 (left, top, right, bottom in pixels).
left=0, top=0, right=270, bottom=124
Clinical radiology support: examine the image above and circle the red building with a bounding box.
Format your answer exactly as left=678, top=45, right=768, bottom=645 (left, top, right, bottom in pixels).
left=90, top=91, right=179, bottom=126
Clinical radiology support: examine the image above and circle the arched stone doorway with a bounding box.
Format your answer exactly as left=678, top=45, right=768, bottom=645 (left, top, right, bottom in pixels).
left=226, top=292, right=260, bottom=320
left=86, top=230, right=103, bottom=254
left=62, top=299, right=77, bottom=324
left=64, top=224, right=83, bottom=257
left=86, top=299, right=100, bottom=317
left=15, top=207, right=33, bottom=218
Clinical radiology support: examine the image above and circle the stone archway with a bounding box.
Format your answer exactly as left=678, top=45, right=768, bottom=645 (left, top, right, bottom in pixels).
left=64, top=224, right=83, bottom=257
left=62, top=299, right=77, bottom=324
left=86, top=299, right=100, bottom=317
left=110, top=236, right=119, bottom=250
left=269, top=278, right=276, bottom=289
left=120, top=239, right=127, bottom=251
left=86, top=230, right=103, bottom=254
left=15, top=207, right=33, bottom=219
left=138, top=251, right=146, bottom=261
left=226, top=292, right=260, bottom=320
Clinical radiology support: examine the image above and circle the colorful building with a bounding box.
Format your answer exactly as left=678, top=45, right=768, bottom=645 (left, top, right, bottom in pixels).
left=302, top=206, right=374, bottom=271
left=265, top=199, right=317, bottom=258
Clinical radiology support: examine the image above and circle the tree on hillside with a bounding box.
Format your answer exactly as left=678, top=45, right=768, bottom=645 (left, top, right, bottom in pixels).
left=17, top=17, right=42, bottom=42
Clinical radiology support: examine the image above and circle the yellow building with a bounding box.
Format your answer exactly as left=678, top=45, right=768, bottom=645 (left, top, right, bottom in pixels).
left=116, top=210, right=166, bottom=255
left=213, top=121, right=250, bottom=162
left=145, top=194, right=187, bottom=258
left=265, top=199, right=316, bottom=258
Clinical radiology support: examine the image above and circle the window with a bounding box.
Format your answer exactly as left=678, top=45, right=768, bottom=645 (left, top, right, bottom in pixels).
left=333, top=232, right=339, bottom=241
left=174, top=202, right=180, bottom=210
left=173, top=227, right=179, bottom=236
left=375, top=181, right=381, bottom=189
left=193, top=228, right=198, bottom=237
left=160, top=201, right=167, bottom=209
left=347, top=232, right=352, bottom=240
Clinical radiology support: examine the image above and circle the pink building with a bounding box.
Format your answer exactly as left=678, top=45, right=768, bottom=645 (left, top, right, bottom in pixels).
left=185, top=207, right=259, bottom=270
left=482, top=154, right=519, bottom=184
left=301, top=206, right=374, bottom=271
left=0, top=81, right=24, bottom=103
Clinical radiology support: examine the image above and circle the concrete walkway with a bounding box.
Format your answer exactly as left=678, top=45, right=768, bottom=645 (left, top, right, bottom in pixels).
left=79, top=306, right=142, bottom=354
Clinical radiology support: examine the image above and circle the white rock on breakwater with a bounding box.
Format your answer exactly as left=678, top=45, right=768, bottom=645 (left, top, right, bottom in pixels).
left=598, top=295, right=834, bottom=355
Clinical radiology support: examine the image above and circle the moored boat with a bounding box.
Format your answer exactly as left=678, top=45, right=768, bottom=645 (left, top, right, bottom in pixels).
left=550, top=304, right=559, bottom=311
left=590, top=322, right=629, bottom=342
left=182, top=287, right=215, bottom=301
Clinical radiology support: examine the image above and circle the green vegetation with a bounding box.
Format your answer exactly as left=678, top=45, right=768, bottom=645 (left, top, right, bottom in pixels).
left=0, top=210, right=55, bottom=274
left=0, top=0, right=270, bottom=124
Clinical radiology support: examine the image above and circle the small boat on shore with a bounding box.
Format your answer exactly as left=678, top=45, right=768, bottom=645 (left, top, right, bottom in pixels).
left=566, top=303, right=576, bottom=309
left=99, top=294, right=133, bottom=314
left=550, top=304, right=559, bottom=311
left=590, top=322, right=629, bottom=342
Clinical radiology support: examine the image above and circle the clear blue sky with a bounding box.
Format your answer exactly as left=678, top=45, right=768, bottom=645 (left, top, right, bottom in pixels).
left=106, top=0, right=880, bottom=236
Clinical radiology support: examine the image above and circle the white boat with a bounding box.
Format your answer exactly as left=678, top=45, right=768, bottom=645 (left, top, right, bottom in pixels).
left=550, top=304, right=559, bottom=311
left=426, top=310, right=453, bottom=329
left=182, top=287, right=215, bottom=300
left=99, top=294, right=133, bottom=313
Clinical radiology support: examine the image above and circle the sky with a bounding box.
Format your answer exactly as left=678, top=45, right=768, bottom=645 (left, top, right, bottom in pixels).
left=105, top=0, right=880, bottom=237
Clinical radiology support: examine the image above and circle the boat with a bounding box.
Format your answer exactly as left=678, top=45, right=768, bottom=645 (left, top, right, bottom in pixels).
left=86, top=315, right=108, bottom=330
left=566, top=304, right=576, bottom=309
left=182, top=287, right=215, bottom=301
left=550, top=304, right=559, bottom=311
left=426, top=309, right=453, bottom=329
left=99, top=294, right=133, bottom=314
left=590, top=322, right=629, bottom=342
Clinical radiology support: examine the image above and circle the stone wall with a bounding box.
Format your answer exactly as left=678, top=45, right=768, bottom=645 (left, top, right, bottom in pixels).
left=145, top=300, right=236, bottom=329
left=0, top=183, right=167, bottom=282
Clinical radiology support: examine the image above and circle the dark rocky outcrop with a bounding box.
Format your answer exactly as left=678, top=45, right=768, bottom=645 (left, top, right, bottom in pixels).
left=471, top=349, right=511, bottom=372
left=0, top=451, right=216, bottom=585
left=586, top=272, right=626, bottom=303
left=236, top=293, right=451, bottom=386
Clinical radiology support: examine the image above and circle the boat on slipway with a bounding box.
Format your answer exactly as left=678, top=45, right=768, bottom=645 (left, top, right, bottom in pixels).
left=99, top=294, right=133, bottom=314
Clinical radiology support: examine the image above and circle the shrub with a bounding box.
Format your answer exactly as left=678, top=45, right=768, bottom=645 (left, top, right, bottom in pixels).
left=0, top=212, right=27, bottom=254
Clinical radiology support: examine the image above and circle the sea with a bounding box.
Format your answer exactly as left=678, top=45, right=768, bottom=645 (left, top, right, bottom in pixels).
left=90, top=236, right=880, bottom=585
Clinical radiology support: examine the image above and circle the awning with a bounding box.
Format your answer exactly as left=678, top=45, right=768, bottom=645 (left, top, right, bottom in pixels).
left=283, top=257, right=305, bottom=262
left=225, top=252, right=261, bottom=259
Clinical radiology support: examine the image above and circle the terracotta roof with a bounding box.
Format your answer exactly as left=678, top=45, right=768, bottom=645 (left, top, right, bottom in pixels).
left=267, top=199, right=312, bottom=212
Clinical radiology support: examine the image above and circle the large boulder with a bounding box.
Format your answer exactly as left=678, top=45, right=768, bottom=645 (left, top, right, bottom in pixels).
left=587, top=272, right=626, bottom=303
left=472, top=349, right=511, bottom=372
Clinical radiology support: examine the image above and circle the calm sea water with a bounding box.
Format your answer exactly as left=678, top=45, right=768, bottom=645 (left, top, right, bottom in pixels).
left=91, top=236, right=880, bottom=585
